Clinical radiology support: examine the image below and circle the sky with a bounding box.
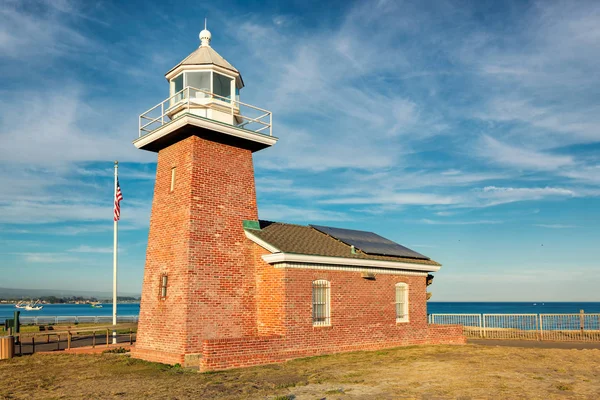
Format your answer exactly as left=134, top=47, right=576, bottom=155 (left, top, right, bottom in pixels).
left=0, top=0, right=599, bottom=301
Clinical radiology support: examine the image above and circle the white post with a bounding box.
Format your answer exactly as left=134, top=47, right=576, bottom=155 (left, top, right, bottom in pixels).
left=112, top=161, right=118, bottom=344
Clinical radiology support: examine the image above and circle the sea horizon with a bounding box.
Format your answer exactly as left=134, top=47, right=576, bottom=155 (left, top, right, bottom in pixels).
left=3, top=301, right=600, bottom=323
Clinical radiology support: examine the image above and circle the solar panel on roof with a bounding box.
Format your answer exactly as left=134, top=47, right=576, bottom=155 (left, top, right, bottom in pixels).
left=310, top=225, right=430, bottom=260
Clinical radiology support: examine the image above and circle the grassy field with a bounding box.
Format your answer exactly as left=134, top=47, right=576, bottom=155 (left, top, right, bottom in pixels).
left=1, top=344, right=600, bottom=399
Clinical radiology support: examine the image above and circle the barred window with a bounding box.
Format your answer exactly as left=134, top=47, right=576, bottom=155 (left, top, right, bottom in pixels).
left=312, top=280, right=331, bottom=326
left=395, top=283, right=409, bottom=322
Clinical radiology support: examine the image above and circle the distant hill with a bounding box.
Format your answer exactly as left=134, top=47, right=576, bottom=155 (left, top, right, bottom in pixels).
left=0, top=287, right=140, bottom=300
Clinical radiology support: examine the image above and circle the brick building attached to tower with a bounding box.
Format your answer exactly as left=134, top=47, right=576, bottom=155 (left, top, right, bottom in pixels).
left=131, top=27, right=465, bottom=371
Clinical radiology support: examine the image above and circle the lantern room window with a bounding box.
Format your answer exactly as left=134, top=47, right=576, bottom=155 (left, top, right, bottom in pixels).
left=170, top=74, right=184, bottom=105
left=213, top=72, right=232, bottom=102
left=187, top=71, right=211, bottom=98
left=169, top=71, right=235, bottom=103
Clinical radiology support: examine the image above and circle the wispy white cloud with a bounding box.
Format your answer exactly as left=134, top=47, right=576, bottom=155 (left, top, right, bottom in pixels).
left=19, top=252, right=78, bottom=263
left=534, top=224, right=578, bottom=229
left=477, top=135, right=574, bottom=171
left=409, top=244, right=438, bottom=249
left=476, top=186, right=575, bottom=206
left=420, top=219, right=502, bottom=225
left=259, top=204, right=349, bottom=223
left=435, top=211, right=457, bottom=217
left=68, top=245, right=114, bottom=254
left=320, top=192, right=458, bottom=206
left=0, top=88, right=150, bottom=166
left=0, top=0, right=96, bottom=61
left=560, top=166, right=600, bottom=185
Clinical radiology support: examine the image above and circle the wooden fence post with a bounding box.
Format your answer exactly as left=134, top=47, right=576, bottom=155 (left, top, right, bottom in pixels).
left=67, top=331, right=71, bottom=350
left=580, top=309, right=585, bottom=336
left=32, top=336, right=35, bottom=354
left=92, top=331, right=96, bottom=348
left=106, top=329, right=109, bottom=347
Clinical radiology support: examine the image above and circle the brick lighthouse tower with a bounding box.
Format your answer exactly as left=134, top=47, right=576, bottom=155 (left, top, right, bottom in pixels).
left=131, top=26, right=276, bottom=365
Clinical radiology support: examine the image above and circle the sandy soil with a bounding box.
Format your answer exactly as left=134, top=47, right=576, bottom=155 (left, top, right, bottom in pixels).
left=1, top=344, right=600, bottom=399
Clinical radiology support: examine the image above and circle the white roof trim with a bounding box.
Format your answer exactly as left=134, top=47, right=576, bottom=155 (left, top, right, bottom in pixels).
left=133, top=114, right=277, bottom=150
left=165, top=64, right=241, bottom=82
left=261, top=253, right=441, bottom=273
left=244, top=230, right=280, bottom=253
left=274, top=262, right=428, bottom=277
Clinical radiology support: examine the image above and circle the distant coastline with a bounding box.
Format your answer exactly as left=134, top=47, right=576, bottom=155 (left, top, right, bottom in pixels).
left=0, top=296, right=140, bottom=305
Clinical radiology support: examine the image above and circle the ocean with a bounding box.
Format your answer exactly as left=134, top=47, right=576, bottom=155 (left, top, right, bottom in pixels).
left=427, top=302, right=600, bottom=315
left=1, top=303, right=140, bottom=323
left=3, top=302, right=600, bottom=323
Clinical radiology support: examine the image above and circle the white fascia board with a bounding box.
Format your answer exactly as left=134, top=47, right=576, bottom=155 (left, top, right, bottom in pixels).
left=261, top=253, right=441, bottom=273
left=165, top=65, right=240, bottom=81
left=133, top=114, right=278, bottom=149
left=244, top=230, right=280, bottom=253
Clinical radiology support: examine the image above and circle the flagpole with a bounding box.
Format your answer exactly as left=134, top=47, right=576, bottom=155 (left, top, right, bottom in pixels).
left=113, top=161, right=118, bottom=344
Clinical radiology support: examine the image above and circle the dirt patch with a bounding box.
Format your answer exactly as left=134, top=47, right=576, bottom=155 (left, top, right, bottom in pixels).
left=1, top=345, right=600, bottom=399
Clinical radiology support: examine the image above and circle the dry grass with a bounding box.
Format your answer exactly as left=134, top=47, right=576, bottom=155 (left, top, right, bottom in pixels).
left=2, top=344, right=600, bottom=399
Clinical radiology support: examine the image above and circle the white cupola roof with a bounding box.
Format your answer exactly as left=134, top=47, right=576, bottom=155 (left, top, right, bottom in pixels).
left=165, top=23, right=241, bottom=81
left=135, top=23, right=276, bottom=154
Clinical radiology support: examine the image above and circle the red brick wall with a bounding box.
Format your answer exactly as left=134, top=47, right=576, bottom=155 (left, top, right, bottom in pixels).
left=134, top=138, right=194, bottom=361
left=255, top=243, right=286, bottom=336
left=133, top=135, right=259, bottom=364
left=197, top=246, right=465, bottom=371
left=132, top=133, right=464, bottom=368
left=280, top=267, right=429, bottom=349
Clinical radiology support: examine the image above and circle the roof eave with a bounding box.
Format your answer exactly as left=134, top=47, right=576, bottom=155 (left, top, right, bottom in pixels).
left=244, top=228, right=441, bottom=271
left=260, top=252, right=441, bottom=273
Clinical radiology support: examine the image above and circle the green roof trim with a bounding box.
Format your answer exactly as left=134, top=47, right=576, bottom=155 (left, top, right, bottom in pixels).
left=243, top=220, right=261, bottom=230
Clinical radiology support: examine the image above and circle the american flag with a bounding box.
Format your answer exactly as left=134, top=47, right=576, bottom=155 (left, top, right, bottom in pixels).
left=114, top=179, right=123, bottom=222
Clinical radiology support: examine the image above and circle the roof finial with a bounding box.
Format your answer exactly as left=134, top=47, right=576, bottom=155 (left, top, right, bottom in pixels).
left=199, top=18, right=211, bottom=47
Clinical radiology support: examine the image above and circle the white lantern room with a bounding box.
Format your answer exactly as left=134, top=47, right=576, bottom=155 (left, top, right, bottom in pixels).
left=135, top=26, right=276, bottom=153
left=164, top=27, right=243, bottom=125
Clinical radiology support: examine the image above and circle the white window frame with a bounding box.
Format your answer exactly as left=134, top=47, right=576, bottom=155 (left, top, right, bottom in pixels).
left=395, top=283, right=409, bottom=323
left=312, top=279, right=331, bottom=327
left=169, top=68, right=238, bottom=106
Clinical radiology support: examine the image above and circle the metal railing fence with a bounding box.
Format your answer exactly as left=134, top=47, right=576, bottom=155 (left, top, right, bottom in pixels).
left=139, top=86, right=272, bottom=137
left=429, top=314, right=482, bottom=338
left=429, top=311, right=600, bottom=342
left=15, top=315, right=139, bottom=325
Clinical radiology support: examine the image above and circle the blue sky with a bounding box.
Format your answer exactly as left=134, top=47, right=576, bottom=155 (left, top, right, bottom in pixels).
left=1, top=0, right=599, bottom=301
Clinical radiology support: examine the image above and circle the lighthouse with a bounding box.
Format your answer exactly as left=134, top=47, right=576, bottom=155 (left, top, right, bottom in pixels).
left=132, top=26, right=463, bottom=371
left=132, top=26, right=276, bottom=366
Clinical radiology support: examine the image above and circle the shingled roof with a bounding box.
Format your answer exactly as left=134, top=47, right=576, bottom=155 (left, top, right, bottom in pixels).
left=246, top=221, right=441, bottom=267
left=166, top=45, right=240, bottom=76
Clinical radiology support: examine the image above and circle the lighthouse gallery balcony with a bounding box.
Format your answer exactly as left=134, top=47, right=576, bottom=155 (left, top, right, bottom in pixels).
left=134, top=86, right=276, bottom=153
